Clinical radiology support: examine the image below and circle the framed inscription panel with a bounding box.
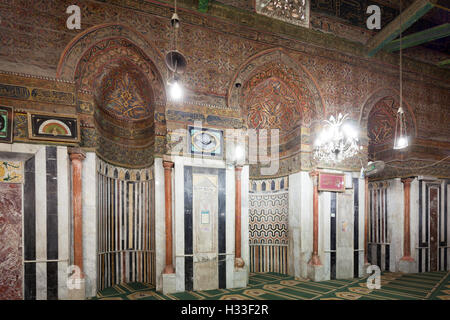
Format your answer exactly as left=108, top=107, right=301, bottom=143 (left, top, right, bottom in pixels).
left=318, top=172, right=345, bottom=192
left=28, top=112, right=80, bottom=143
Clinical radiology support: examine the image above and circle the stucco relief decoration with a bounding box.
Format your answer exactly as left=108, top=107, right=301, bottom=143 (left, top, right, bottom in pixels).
left=95, top=60, right=153, bottom=121
left=243, top=63, right=315, bottom=131
left=368, top=96, right=414, bottom=147
left=256, top=0, right=310, bottom=28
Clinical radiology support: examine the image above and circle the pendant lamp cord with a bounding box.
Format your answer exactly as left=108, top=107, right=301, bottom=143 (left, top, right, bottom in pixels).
left=399, top=0, right=402, bottom=112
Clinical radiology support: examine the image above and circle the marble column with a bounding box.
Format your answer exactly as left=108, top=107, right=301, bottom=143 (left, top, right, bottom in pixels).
left=163, top=160, right=175, bottom=274
left=309, top=171, right=321, bottom=266
left=307, top=171, right=325, bottom=281
left=399, top=178, right=416, bottom=273
left=68, top=148, right=86, bottom=300
left=364, top=177, right=369, bottom=265
left=235, top=166, right=244, bottom=268
left=69, top=148, right=86, bottom=274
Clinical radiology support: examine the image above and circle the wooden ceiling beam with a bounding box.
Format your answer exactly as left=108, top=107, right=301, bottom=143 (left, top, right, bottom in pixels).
left=366, top=0, right=438, bottom=57
left=437, top=59, right=450, bottom=66
left=384, top=23, right=450, bottom=51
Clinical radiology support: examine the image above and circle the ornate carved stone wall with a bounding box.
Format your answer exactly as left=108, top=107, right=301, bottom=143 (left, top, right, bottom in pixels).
left=0, top=0, right=448, bottom=177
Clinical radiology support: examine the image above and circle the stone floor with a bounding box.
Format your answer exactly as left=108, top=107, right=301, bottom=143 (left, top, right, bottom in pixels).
left=93, top=270, right=450, bottom=300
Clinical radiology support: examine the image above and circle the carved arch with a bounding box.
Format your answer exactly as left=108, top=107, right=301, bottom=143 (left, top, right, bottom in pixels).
left=359, top=87, right=417, bottom=160
left=228, top=47, right=325, bottom=128
left=57, top=24, right=168, bottom=167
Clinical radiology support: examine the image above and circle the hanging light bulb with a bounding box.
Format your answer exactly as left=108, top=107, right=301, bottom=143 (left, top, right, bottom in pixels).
left=393, top=0, right=409, bottom=150
left=168, top=74, right=183, bottom=100
left=165, top=0, right=187, bottom=102
left=393, top=106, right=408, bottom=149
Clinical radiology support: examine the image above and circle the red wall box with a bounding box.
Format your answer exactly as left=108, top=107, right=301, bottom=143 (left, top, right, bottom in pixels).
left=318, top=172, right=345, bottom=192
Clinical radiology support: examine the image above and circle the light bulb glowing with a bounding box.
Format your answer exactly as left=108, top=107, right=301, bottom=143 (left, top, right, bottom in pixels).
left=313, top=113, right=361, bottom=163
left=394, top=136, right=408, bottom=149
left=235, top=145, right=245, bottom=163
left=169, top=81, right=183, bottom=100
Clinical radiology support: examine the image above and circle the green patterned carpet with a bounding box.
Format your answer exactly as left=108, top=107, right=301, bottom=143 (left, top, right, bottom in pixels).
left=94, top=271, right=450, bottom=300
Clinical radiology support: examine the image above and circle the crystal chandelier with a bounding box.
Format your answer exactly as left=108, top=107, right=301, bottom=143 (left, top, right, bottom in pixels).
left=313, top=113, right=361, bottom=163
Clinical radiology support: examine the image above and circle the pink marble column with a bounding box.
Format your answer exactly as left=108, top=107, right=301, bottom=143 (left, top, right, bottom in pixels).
left=235, top=166, right=244, bottom=268
left=309, top=171, right=321, bottom=266
left=69, top=148, right=86, bottom=275
left=401, top=178, right=414, bottom=262
left=163, top=160, right=175, bottom=274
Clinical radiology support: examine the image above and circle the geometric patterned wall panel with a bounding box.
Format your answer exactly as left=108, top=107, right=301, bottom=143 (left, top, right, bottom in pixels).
left=249, top=186, right=289, bottom=274
left=249, top=192, right=289, bottom=245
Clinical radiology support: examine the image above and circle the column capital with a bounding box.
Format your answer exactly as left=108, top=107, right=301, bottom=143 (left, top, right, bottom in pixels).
left=309, top=170, right=319, bottom=185
left=401, top=177, right=414, bottom=185
left=235, top=165, right=243, bottom=179
left=68, top=147, right=86, bottom=161
left=163, top=160, right=174, bottom=169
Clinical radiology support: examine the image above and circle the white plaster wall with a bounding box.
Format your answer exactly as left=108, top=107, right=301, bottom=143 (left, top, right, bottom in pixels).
left=299, top=171, right=313, bottom=279
left=336, top=189, right=354, bottom=279
left=226, top=166, right=235, bottom=288
left=56, top=146, right=70, bottom=300
left=320, top=191, right=331, bottom=280
left=81, top=152, right=97, bottom=297
left=358, top=176, right=365, bottom=277
left=410, top=178, right=420, bottom=272
left=35, top=146, right=47, bottom=300
left=173, top=156, right=185, bottom=292
left=388, top=178, right=403, bottom=272
left=288, top=172, right=301, bottom=278
left=241, top=165, right=250, bottom=271
left=154, top=158, right=165, bottom=292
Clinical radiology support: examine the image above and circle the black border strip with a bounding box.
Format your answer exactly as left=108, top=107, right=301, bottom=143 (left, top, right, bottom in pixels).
left=218, top=168, right=226, bottom=289
left=330, top=192, right=336, bottom=280
left=353, top=178, right=359, bottom=278
left=184, top=166, right=193, bottom=291
left=24, top=156, right=36, bottom=300
left=46, top=146, right=58, bottom=300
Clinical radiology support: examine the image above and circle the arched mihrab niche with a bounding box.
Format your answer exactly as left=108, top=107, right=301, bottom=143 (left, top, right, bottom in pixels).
left=95, top=59, right=154, bottom=122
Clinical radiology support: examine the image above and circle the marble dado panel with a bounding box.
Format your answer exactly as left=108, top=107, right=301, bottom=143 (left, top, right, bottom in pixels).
left=0, top=183, right=23, bottom=300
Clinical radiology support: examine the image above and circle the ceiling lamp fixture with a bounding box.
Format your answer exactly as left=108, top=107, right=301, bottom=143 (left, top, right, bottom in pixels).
left=393, top=0, right=409, bottom=150
left=165, top=0, right=187, bottom=101
left=313, top=113, right=361, bottom=163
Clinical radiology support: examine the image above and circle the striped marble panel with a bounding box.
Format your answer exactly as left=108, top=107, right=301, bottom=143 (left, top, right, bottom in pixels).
left=22, top=146, right=70, bottom=300
left=418, top=180, right=448, bottom=272
left=249, top=245, right=288, bottom=274
left=97, top=164, right=155, bottom=290
left=368, top=182, right=390, bottom=271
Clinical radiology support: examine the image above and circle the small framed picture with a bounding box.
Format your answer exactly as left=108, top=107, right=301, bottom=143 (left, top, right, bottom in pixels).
left=318, top=172, right=345, bottom=192
left=0, top=106, right=14, bottom=143
left=188, top=126, right=223, bottom=157
left=28, top=112, right=80, bottom=143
